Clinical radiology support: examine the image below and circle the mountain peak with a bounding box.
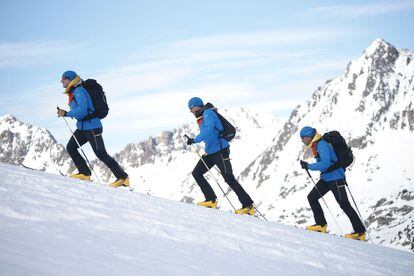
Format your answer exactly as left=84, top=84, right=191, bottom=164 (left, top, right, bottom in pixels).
left=0, top=114, right=19, bottom=123
left=363, top=38, right=398, bottom=60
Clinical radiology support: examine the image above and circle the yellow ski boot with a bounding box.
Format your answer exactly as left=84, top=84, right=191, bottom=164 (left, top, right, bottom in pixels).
left=306, top=224, right=327, bottom=233
left=344, top=232, right=366, bottom=241
left=235, top=205, right=255, bottom=215
left=109, top=178, right=130, bottom=188
left=69, top=173, right=91, bottom=181
left=197, top=200, right=218, bottom=209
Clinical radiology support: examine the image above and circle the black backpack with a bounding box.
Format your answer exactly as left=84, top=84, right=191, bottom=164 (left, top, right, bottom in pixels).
left=321, top=131, right=354, bottom=172
left=204, top=102, right=236, bottom=141
left=80, top=79, right=109, bottom=121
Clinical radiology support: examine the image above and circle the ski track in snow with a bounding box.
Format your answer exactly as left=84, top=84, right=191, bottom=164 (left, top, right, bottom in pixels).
left=0, top=163, right=413, bottom=276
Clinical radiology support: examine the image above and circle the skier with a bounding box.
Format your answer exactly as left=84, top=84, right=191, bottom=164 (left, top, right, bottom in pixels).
left=185, top=97, right=255, bottom=215
left=299, top=126, right=366, bottom=240
left=57, top=70, right=129, bottom=188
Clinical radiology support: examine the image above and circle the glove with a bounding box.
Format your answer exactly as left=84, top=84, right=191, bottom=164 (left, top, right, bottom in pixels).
left=186, top=137, right=195, bottom=146
left=300, top=160, right=308, bottom=170
left=57, top=107, right=67, bottom=117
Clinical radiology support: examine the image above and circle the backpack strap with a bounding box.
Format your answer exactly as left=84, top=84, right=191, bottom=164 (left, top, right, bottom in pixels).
left=202, top=107, right=221, bottom=137
left=68, top=92, right=75, bottom=105
left=311, top=140, right=320, bottom=158
left=318, top=139, right=341, bottom=174
left=77, top=84, right=95, bottom=121
left=210, top=111, right=224, bottom=150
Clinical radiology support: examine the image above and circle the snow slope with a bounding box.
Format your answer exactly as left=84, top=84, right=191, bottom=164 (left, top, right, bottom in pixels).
left=0, top=163, right=413, bottom=276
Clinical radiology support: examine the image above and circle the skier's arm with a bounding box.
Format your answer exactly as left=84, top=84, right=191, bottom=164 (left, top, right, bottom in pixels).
left=194, top=111, right=215, bottom=143
left=308, top=142, right=331, bottom=172
left=66, top=89, right=88, bottom=119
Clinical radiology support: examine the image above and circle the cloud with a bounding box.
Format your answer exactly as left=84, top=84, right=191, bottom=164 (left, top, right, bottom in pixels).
left=0, top=41, right=84, bottom=68
left=3, top=27, right=353, bottom=151
left=102, top=76, right=329, bottom=140
left=80, top=27, right=346, bottom=103
left=84, top=50, right=288, bottom=100
left=94, top=66, right=194, bottom=99
left=245, top=99, right=301, bottom=114
left=168, top=29, right=344, bottom=51
left=304, top=1, right=414, bottom=18
left=106, top=83, right=257, bottom=127
left=288, top=58, right=350, bottom=76
left=127, top=49, right=322, bottom=77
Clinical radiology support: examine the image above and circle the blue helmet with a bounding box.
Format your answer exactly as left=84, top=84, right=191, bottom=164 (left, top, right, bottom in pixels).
left=188, top=97, right=204, bottom=109
left=62, top=70, right=77, bottom=81
left=300, top=126, right=316, bottom=138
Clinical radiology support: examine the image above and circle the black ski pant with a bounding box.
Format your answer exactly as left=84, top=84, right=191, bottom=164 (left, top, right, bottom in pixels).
left=66, top=127, right=128, bottom=179
left=307, top=178, right=366, bottom=233
left=192, top=147, right=254, bottom=208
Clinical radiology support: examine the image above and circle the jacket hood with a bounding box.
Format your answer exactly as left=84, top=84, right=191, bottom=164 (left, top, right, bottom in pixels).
left=308, top=132, right=322, bottom=148
left=64, top=75, right=82, bottom=94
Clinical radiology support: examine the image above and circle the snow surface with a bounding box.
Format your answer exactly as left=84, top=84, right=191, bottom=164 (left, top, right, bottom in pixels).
left=0, top=163, right=413, bottom=276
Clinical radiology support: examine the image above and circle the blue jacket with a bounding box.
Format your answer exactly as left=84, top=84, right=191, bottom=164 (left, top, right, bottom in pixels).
left=308, top=140, right=345, bottom=182
left=66, top=86, right=102, bottom=131
left=194, top=108, right=229, bottom=155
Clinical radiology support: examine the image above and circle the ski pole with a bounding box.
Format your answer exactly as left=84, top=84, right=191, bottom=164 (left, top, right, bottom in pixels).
left=185, top=135, right=237, bottom=212
left=204, top=152, right=268, bottom=221
left=253, top=204, right=268, bottom=221
left=205, top=154, right=268, bottom=221
left=61, top=114, right=103, bottom=186
left=305, top=169, right=344, bottom=235
left=195, top=149, right=238, bottom=212
left=345, top=185, right=374, bottom=243
left=338, top=170, right=374, bottom=242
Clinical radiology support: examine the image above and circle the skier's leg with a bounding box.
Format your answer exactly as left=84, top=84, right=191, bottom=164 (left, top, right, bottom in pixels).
left=192, top=154, right=217, bottom=201
left=213, top=148, right=253, bottom=207
left=87, top=128, right=128, bottom=179
left=307, top=179, right=330, bottom=226
left=66, top=129, right=90, bottom=175
left=331, top=179, right=366, bottom=233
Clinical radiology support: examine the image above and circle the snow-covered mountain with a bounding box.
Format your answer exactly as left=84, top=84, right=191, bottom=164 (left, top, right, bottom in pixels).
left=93, top=107, right=283, bottom=207
left=238, top=39, right=414, bottom=252
left=0, top=114, right=73, bottom=173
left=1, top=163, right=413, bottom=275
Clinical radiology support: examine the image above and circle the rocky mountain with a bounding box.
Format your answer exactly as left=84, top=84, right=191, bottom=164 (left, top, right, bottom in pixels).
left=0, top=114, right=73, bottom=173
left=238, top=39, right=414, bottom=252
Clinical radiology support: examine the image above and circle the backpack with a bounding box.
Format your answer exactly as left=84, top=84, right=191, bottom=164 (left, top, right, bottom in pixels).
left=204, top=102, right=236, bottom=141
left=80, top=79, right=109, bottom=121
left=321, top=131, right=354, bottom=173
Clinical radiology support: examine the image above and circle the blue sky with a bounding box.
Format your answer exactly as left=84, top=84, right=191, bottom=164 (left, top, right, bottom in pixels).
left=0, top=0, right=413, bottom=152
